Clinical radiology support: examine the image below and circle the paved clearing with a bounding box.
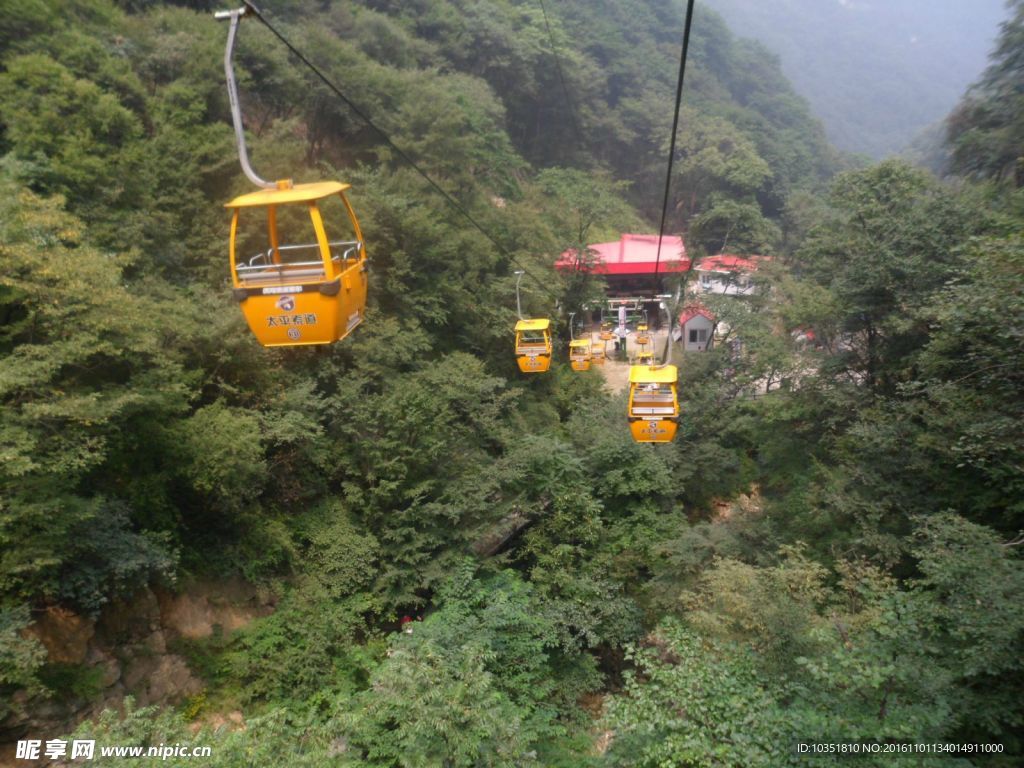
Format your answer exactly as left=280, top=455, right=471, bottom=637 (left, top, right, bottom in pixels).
left=594, top=330, right=669, bottom=394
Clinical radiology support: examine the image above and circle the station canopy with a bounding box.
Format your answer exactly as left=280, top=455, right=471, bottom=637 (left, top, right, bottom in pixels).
left=556, top=234, right=689, bottom=276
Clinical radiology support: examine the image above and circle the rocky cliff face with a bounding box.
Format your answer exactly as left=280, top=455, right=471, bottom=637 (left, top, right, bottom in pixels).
left=1, top=579, right=274, bottom=760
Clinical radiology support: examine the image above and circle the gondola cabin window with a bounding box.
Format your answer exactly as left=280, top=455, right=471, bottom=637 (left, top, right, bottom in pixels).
left=518, top=330, right=548, bottom=348
left=232, top=196, right=359, bottom=283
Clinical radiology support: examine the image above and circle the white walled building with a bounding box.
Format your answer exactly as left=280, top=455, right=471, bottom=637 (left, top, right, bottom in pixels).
left=678, top=306, right=715, bottom=352
left=694, top=255, right=767, bottom=296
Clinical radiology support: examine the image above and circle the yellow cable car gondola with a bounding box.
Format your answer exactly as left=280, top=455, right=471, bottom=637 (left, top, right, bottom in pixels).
left=226, top=183, right=367, bottom=346
left=598, top=308, right=615, bottom=341
left=591, top=335, right=606, bottom=365
left=515, top=318, right=552, bottom=372
left=635, top=315, right=650, bottom=346
left=569, top=339, right=592, bottom=371
left=635, top=326, right=650, bottom=347
left=626, top=302, right=679, bottom=443
left=512, top=270, right=551, bottom=373
left=627, top=364, right=679, bottom=443
left=216, top=7, right=367, bottom=347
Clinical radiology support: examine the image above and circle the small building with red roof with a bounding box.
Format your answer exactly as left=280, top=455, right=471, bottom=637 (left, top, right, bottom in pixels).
left=695, top=254, right=769, bottom=296
left=557, top=234, right=689, bottom=296
left=677, top=305, right=715, bottom=352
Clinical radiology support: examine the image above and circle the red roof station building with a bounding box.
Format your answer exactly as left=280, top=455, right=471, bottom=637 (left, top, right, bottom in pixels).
left=557, top=234, right=689, bottom=297
left=557, top=237, right=769, bottom=348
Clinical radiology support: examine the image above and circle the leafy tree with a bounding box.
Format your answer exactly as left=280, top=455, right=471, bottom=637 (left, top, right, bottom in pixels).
left=0, top=605, right=46, bottom=723
left=603, top=620, right=796, bottom=768
left=326, top=352, right=518, bottom=602
left=338, top=566, right=597, bottom=765
left=669, top=111, right=772, bottom=221
left=660, top=519, right=1024, bottom=752
left=682, top=545, right=829, bottom=675
left=0, top=176, right=181, bottom=609
left=948, top=0, right=1024, bottom=183
left=689, top=197, right=781, bottom=254
left=226, top=583, right=382, bottom=705
left=531, top=167, right=640, bottom=317
left=913, top=234, right=1024, bottom=529
left=340, top=639, right=533, bottom=767
left=68, top=700, right=338, bottom=767
left=0, top=54, right=141, bottom=198
left=796, top=160, right=983, bottom=395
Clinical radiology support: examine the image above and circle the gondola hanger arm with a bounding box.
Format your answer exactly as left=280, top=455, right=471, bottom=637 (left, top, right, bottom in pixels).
left=216, top=5, right=281, bottom=190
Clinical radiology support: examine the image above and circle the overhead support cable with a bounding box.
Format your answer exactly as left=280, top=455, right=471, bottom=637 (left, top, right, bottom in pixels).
left=232, top=1, right=558, bottom=303
left=536, top=0, right=585, bottom=147
left=652, top=0, right=697, bottom=294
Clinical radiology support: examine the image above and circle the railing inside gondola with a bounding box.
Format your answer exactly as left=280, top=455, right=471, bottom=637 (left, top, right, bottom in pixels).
left=235, top=241, right=362, bottom=281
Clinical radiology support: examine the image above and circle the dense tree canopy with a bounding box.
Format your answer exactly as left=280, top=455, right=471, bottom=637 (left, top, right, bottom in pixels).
left=948, top=0, right=1024, bottom=183
left=0, top=0, right=1021, bottom=765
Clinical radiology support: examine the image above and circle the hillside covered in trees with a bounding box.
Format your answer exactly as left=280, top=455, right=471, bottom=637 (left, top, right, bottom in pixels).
left=1, top=0, right=1022, bottom=766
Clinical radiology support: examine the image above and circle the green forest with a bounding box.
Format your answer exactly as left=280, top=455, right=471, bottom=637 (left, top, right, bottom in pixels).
left=0, top=0, right=1022, bottom=765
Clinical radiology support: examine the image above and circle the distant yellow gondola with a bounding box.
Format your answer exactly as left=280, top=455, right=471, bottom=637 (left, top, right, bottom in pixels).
left=515, top=318, right=552, bottom=373
left=569, top=339, right=592, bottom=371
left=628, top=364, right=679, bottom=443
left=226, top=182, right=367, bottom=347
left=635, top=320, right=650, bottom=346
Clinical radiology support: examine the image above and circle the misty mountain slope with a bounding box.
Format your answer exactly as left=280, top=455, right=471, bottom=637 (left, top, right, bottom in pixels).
left=703, top=0, right=1006, bottom=157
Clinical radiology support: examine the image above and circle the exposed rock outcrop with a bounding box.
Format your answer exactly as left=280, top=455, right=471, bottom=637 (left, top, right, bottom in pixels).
left=2, top=578, right=275, bottom=759
left=30, top=608, right=95, bottom=666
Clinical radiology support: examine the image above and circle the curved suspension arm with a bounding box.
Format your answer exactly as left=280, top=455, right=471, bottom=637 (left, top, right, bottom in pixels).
left=216, top=7, right=275, bottom=190
left=658, top=300, right=674, bottom=368
left=663, top=303, right=672, bottom=367
left=515, top=270, right=525, bottom=320
left=569, top=312, right=576, bottom=341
